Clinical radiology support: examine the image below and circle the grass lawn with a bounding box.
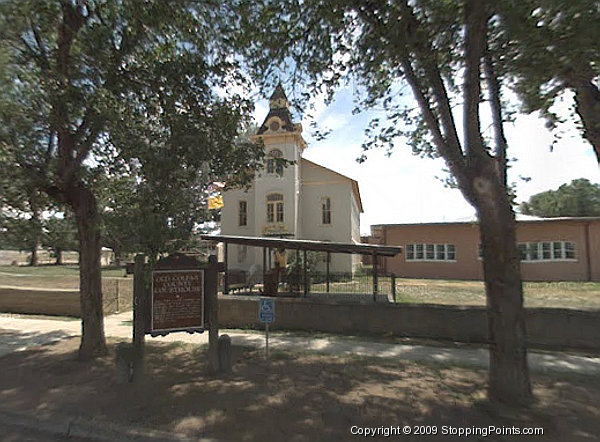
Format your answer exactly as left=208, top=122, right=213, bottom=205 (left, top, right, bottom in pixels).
left=0, top=264, right=128, bottom=289
left=1, top=265, right=599, bottom=310
left=394, top=278, right=600, bottom=309
left=0, top=265, right=133, bottom=312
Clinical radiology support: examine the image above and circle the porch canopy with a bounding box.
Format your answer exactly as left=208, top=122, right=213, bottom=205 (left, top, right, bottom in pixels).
left=200, top=234, right=403, bottom=299
left=200, top=234, right=403, bottom=256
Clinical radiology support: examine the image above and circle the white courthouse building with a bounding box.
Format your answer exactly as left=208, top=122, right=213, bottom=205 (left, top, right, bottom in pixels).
left=221, top=85, right=363, bottom=274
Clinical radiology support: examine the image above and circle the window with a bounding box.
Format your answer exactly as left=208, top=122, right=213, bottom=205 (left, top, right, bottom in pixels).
left=565, top=242, right=575, bottom=259
left=552, top=241, right=562, bottom=259
left=518, top=241, right=576, bottom=262
left=322, top=197, right=331, bottom=224
left=518, top=244, right=527, bottom=260
left=528, top=243, right=539, bottom=261
left=436, top=244, right=446, bottom=260
left=542, top=242, right=551, bottom=260
left=238, top=201, right=247, bottom=226
left=266, top=193, right=284, bottom=223
left=446, top=244, right=456, bottom=260
left=406, top=244, right=415, bottom=260
left=406, top=244, right=456, bottom=261
left=266, top=149, right=283, bottom=175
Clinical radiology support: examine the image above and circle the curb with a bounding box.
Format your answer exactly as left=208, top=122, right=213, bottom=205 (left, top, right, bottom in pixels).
left=0, top=409, right=218, bottom=441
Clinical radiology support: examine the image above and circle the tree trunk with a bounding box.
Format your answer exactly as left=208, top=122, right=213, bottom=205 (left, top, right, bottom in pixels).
left=70, top=185, right=107, bottom=360
left=55, top=249, right=63, bottom=265
left=573, top=79, right=600, bottom=163
left=473, top=177, right=533, bottom=406
left=28, top=246, right=38, bottom=266
left=113, top=247, right=122, bottom=267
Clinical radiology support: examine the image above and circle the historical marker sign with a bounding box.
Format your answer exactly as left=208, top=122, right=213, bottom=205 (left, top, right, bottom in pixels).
left=151, top=269, right=204, bottom=332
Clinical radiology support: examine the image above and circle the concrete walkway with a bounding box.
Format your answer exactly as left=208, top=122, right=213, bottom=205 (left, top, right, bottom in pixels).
left=1, top=311, right=599, bottom=375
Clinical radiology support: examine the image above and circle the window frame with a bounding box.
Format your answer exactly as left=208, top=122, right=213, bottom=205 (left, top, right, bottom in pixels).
left=518, top=241, right=577, bottom=262
left=266, top=149, right=284, bottom=176
left=406, top=243, right=457, bottom=262
left=266, top=193, right=284, bottom=224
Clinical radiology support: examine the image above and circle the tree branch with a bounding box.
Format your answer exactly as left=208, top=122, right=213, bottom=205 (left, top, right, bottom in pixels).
left=463, top=0, right=488, bottom=160
left=397, top=0, right=463, bottom=157
left=484, top=50, right=508, bottom=187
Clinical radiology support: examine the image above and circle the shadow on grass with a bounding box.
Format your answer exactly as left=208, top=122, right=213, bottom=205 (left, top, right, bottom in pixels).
left=0, top=338, right=598, bottom=441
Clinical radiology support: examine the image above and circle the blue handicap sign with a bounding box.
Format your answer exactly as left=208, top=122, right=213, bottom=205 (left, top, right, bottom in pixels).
left=259, top=298, right=275, bottom=323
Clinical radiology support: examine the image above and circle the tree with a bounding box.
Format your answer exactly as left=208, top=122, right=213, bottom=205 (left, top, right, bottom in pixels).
left=239, top=0, right=534, bottom=405
left=496, top=1, right=600, bottom=162
left=0, top=215, right=43, bottom=265
left=43, top=214, right=78, bottom=265
left=521, top=179, right=600, bottom=217
left=0, top=156, right=48, bottom=266
left=0, top=0, right=263, bottom=359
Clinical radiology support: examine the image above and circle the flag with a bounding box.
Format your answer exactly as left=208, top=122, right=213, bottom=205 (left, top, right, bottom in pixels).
left=208, top=195, right=223, bottom=210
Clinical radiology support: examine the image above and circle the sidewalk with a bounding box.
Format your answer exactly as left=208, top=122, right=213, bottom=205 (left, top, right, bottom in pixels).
left=1, top=311, right=599, bottom=375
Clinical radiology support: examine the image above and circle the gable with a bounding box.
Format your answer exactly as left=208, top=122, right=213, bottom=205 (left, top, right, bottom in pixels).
left=301, top=158, right=363, bottom=213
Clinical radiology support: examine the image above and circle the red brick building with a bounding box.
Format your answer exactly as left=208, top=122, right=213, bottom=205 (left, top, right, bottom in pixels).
left=368, top=217, right=600, bottom=282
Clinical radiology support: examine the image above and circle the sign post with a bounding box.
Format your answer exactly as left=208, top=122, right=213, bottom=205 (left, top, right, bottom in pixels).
left=130, top=253, right=222, bottom=380
left=258, top=298, right=275, bottom=360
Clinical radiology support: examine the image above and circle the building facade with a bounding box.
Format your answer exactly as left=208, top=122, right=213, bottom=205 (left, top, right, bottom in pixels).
left=370, top=217, right=600, bottom=282
left=221, top=86, right=363, bottom=274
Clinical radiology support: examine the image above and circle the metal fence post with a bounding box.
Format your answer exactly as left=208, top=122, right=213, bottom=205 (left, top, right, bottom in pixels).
left=223, top=243, right=229, bottom=294
left=391, top=273, right=396, bottom=303
left=326, top=252, right=330, bottom=293
left=303, top=250, right=308, bottom=297
left=115, top=279, right=120, bottom=313
left=372, top=252, right=378, bottom=302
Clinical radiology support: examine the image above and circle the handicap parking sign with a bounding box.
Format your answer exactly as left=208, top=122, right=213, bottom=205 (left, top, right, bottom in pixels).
left=259, top=298, right=275, bottom=323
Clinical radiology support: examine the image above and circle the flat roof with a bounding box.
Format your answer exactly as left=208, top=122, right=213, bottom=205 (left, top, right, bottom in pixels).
left=200, top=234, right=403, bottom=257
left=370, top=216, right=600, bottom=228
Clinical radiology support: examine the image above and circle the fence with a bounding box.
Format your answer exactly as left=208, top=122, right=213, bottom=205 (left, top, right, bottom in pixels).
left=221, top=252, right=398, bottom=302
left=0, top=278, right=133, bottom=317
left=102, top=279, right=134, bottom=314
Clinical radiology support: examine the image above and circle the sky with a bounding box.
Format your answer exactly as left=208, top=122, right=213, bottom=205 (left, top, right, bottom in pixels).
left=251, top=86, right=599, bottom=236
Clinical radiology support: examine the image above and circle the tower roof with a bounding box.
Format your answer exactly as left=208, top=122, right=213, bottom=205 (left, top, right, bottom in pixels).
left=270, top=83, right=288, bottom=103
left=256, top=84, right=297, bottom=135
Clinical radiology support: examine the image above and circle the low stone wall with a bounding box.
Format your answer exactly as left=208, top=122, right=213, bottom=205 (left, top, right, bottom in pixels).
left=0, top=286, right=130, bottom=317
left=218, top=295, right=600, bottom=351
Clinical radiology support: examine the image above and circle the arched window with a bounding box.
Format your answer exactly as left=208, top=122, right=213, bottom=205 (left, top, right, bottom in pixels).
left=266, top=149, right=284, bottom=175
left=266, top=193, right=284, bottom=223
left=322, top=197, right=331, bottom=224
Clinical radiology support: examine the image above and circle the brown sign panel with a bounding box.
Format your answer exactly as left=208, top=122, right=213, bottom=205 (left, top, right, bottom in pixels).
left=151, top=269, right=204, bottom=332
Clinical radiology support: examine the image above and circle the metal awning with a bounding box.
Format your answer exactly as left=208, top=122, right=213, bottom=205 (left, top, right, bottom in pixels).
left=200, top=234, right=402, bottom=257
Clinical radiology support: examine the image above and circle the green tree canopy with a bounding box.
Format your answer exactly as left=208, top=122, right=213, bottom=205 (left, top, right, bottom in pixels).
left=521, top=179, right=600, bottom=217
left=0, top=0, right=264, bottom=359
left=496, top=0, right=600, bottom=162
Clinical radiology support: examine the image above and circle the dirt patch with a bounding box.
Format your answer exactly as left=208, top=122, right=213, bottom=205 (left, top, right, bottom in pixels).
left=0, top=338, right=598, bottom=441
